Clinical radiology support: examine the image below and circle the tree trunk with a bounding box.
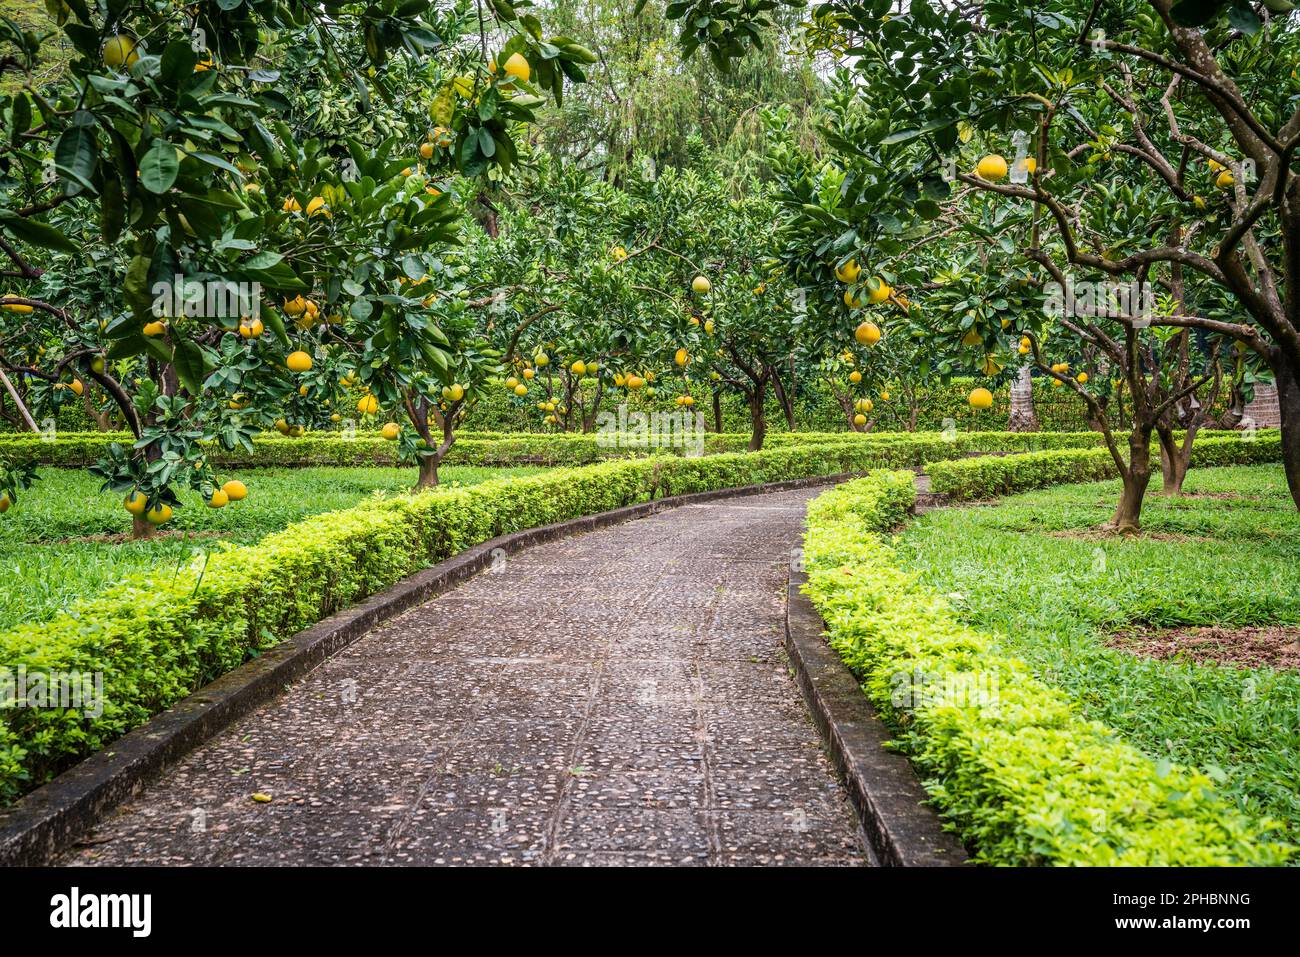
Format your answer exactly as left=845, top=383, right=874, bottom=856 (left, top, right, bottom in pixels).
left=1156, top=427, right=1189, bottom=496
left=711, top=389, right=723, bottom=433
left=1275, top=359, right=1300, bottom=510
left=131, top=515, right=156, bottom=540
left=1109, top=430, right=1153, bottom=534
left=1008, top=365, right=1040, bottom=432
left=416, top=455, right=440, bottom=489
left=747, top=386, right=767, bottom=452
left=771, top=369, right=796, bottom=431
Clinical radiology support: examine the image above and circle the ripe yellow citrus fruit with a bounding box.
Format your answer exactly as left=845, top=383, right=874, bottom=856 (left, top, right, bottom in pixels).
left=306, top=196, right=329, bottom=217
left=419, top=142, right=435, bottom=160
left=853, top=413, right=867, bottom=427
left=381, top=422, right=401, bottom=441
left=1216, top=170, right=1234, bottom=189
left=145, top=503, right=173, bottom=525
left=124, top=490, right=148, bottom=516
left=879, top=391, right=890, bottom=401
left=866, top=279, right=891, bottom=305
left=1022, top=158, right=1037, bottom=175
left=674, top=348, right=689, bottom=367
left=969, top=387, right=994, bottom=410
left=102, top=34, right=139, bottom=69
left=626, top=375, right=646, bottom=390
left=522, top=368, right=534, bottom=380
left=981, top=355, right=1003, bottom=376
left=222, top=480, right=248, bottom=501
left=448, top=383, right=465, bottom=402
left=357, top=395, right=379, bottom=415
left=977, top=154, right=1009, bottom=181
left=69, top=379, right=83, bottom=396
left=704, top=319, right=715, bottom=334
left=849, top=370, right=863, bottom=384
left=208, top=489, right=229, bottom=509
left=855, top=321, right=881, bottom=346
left=503, top=52, right=531, bottom=83
left=691, top=275, right=711, bottom=294
left=286, top=350, right=313, bottom=373
left=143, top=320, right=166, bottom=336
left=1076, top=372, right=1089, bottom=384
left=534, top=352, right=549, bottom=367
left=960, top=329, right=984, bottom=347
left=514, top=383, right=528, bottom=396
left=570, top=360, right=586, bottom=376
left=239, top=318, right=264, bottom=339
left=834, top=259, right=861, bottom=284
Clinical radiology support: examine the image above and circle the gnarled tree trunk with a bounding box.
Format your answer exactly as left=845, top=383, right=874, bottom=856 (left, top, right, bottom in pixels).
left=1109, top=428, right=1154, bottom=534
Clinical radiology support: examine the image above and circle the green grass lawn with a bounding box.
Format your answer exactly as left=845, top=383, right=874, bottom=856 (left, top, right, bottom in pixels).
left=894, top=464, right=1300, bottom=837
left=0, top=465, right=546, bottom=631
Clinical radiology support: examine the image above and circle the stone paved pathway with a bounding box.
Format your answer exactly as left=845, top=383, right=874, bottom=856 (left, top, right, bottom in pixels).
left=62, top=487, right=870, bottom=866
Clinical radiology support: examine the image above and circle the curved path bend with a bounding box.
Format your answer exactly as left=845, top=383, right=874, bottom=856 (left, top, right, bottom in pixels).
left=63, top=488, right=871, bottom=867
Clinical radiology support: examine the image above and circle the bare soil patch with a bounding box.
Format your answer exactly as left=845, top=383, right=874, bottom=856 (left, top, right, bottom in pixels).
left=1108, top=625, right=1300, bottom=669
left=48, top=530, right=236, bottom=545
left=1048, top=527, right=1212, bottom=543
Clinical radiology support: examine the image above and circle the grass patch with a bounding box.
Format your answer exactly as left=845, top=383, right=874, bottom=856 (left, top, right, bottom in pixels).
left=0, top=465, right=545, bottom=631
left=893, top=464, right=1300, bottom=837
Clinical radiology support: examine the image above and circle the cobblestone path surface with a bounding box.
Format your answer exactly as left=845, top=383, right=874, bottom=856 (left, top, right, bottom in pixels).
left=63, top=488, right=870, bottom=866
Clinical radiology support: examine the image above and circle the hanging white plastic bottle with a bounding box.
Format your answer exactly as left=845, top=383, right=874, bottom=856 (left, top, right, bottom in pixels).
left=1010, top=130, right=1031, bottom=184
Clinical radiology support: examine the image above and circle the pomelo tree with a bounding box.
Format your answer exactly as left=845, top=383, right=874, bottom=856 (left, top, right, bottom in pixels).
left=665, top=0, right=1300, bottom=517
left=0, top=1, right=595, bottom=523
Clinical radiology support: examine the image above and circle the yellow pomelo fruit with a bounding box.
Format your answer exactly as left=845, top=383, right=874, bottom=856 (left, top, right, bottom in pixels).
left=855, top=321, right=881, bottom=346
left=977, top=155, right=1009, bottom=181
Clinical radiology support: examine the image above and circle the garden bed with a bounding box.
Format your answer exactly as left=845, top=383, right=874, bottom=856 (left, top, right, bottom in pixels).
left=870, top=463, right=1300, bottom=862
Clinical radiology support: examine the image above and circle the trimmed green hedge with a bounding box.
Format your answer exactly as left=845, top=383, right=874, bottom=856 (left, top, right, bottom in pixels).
left=0, top=438, right=900, bottom=804
left=0, top=427, right=1112, bottom=470
left=925, top=433, right=1283, bottom=500
left=801, top=473, right=1293, bottom=865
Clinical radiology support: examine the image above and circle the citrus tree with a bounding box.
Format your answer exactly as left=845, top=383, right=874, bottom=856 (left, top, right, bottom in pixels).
left=666, top=0, right=1300, bottom=516
left=0, top=0, right=595, bottom=525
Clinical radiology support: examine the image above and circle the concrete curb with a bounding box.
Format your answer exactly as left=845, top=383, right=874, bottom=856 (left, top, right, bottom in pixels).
left=784, top=563, right=970, bottom=867
left=0, top=471, right=856, bottom=866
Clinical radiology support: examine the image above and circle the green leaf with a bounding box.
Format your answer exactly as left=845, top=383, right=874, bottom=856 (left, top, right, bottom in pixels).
left=0, top=211, right=78, bottom=254
left=139, top=140, right=180, bottom=194
left=171, top=338, right=208, bottom=394
left=54, top=122, right=97, bottom=191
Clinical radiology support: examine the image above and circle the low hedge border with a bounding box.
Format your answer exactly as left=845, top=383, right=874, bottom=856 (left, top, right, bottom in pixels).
left=801, top=472, right=1293, bottom=865
left=0, top=427, right=1114, bottom=470
left=0, top=438, right=918, bottom=806
left=924, top=433, right=1283, bottom=501
left=0, top=470, right=855, bottom=866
